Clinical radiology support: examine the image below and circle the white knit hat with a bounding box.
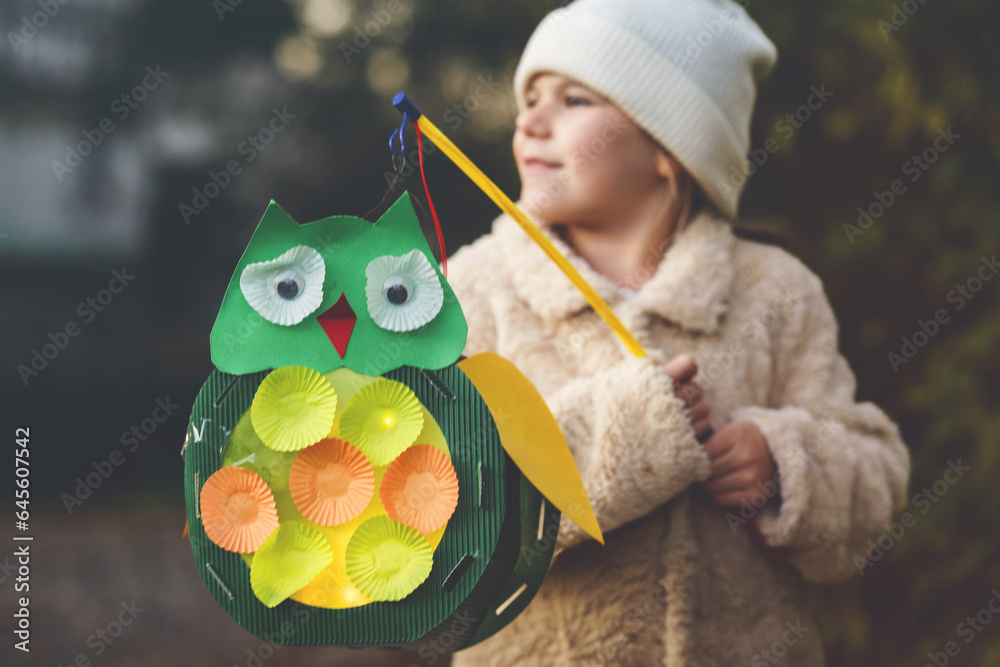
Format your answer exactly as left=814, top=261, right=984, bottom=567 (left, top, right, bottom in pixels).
left=513, top=0, right=777, bottom=218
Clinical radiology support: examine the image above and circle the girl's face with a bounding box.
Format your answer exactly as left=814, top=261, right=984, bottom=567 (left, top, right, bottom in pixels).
left=513, top=73, right=668, bottom=227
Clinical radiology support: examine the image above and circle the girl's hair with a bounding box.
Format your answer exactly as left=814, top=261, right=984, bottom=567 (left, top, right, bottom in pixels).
left=675, top=169, right=695, bottom=236
left=731, top=222, right=790, bottom=248
left=666, top=165, right=700, bottom=245
left=673, top=168, right=788, bottom=249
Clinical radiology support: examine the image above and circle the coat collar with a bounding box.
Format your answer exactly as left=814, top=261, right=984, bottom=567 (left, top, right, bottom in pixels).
left=493, top=207, right=737, bottom=334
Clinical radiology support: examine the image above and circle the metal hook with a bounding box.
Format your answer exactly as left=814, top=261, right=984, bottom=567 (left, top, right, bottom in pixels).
left=389, top=111, right=410, bottom=156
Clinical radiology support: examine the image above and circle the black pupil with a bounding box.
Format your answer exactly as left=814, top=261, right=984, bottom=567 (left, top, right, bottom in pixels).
left=386, top=284, right=408, bottom=305
left=277, top=278, right=299, bottom=299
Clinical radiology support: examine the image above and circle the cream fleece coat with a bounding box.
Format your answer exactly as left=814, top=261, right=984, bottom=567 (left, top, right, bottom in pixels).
left=445, top=207, right=911, bottom=666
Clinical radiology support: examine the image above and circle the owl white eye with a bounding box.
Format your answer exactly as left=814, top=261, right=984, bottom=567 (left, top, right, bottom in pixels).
left=240, top=245, right=326, bottom=326
left=365, top=250, right=443, bottom=332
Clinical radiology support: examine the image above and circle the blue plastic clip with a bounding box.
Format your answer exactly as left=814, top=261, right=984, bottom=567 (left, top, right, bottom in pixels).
left=392, top=92, right=423, bottom=120
left=388, top=93, right=424, bottom=156
left=389, top=111, right=409, bottom=156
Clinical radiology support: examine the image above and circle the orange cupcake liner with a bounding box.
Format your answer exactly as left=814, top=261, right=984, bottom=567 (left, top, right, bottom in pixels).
left=289, top=438, right=375, bottom=526
left=200, top=466, right=279, bottom=553
left=380, top=444, right=459, bottom=534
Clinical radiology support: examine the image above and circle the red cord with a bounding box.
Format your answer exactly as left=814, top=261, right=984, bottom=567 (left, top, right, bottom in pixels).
left=413, top=122, right=447, bottom=277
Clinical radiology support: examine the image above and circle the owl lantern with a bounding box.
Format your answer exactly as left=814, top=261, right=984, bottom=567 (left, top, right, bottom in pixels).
left=182, top=191, right=601, bottom=651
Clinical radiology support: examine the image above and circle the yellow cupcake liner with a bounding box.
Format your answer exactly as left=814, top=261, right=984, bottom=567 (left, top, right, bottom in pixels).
left=250, top=521, right=333, bottom=608
left=251, top=366, right=338, bottom=452
left=338, top=378, right=423, bottom=466
left=344, top=516, right=433, bottom=601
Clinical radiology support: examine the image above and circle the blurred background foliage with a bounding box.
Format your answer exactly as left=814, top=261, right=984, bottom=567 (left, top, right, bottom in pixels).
left=1, top=0, right=998, bottom=664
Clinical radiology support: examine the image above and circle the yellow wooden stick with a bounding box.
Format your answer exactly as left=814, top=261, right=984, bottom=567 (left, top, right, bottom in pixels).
left=394, top=94, right=646, bottom=359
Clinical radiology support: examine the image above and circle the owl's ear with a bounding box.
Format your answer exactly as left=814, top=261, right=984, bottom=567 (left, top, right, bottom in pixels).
left=259, top=200, right=301, bottom=231
left=210, top=199, right=316, bottom=375
left=373, top=190, right=415, bottom=225
left=372, top=190, right=430, bottom=243
left=371, top=191, right=444, bottom=266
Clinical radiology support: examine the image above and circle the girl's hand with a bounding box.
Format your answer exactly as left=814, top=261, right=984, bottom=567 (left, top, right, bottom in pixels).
left=663, top=354, right=712, bottom=439
left=702, top=422, right=779, bottom=507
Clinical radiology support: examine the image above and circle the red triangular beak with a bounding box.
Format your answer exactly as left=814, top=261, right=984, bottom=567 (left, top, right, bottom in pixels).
left=317, top=293, right=356, bottom=358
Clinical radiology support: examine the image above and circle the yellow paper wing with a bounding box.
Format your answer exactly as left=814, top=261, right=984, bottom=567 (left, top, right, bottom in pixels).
left=457, top=352, right=604, bottom=545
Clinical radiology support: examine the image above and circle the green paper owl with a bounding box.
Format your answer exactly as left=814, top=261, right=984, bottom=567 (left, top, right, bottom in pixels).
left=209, top=192, right=467, bottom=376
left=182, top=192, right=584, bottom=652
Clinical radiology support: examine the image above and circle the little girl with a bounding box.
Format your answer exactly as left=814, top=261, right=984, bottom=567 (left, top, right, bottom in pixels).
left=446, top=0, right=911, bottom=664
